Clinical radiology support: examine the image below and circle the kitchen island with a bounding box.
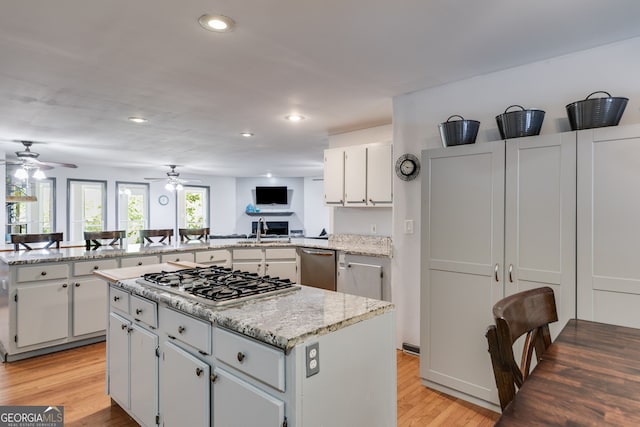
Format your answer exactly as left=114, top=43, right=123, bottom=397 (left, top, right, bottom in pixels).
left=99, top=263, right=396, bottom=427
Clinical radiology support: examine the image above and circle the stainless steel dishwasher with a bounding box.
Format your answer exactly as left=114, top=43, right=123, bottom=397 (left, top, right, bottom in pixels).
left=299, top=248, right=336, bottom=291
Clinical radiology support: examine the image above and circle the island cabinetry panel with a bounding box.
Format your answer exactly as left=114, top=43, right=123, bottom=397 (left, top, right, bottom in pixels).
left=577, top=124, right=640, bottom=328
left=161, top=307, right=211, bottom=354
left=160, top=252, right=195, bottom=264
left=71, top=259, right=116, bottom=337
left=160, top=341, right=210, bottom=427
left=420, top=132, right=576, bottom=409
left=17, top=263, right=68, bottom=282
left=121, top=255, right=160, bottom=268
left=16, top=281, right=69, bottom=347
left=194, top=249, right=231, bottom=267
left=107, top=289, right=159, bottom=427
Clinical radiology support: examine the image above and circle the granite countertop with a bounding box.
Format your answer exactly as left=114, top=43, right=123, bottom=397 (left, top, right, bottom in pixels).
left=0, top=234, right=392, bottom=265
left=107, top=265, right=394, bottom=353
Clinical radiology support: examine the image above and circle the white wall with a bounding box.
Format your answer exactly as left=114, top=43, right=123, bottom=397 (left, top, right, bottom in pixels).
left=328, top=124, right=393, bottom=236
left=392, top=36, right=640, bottom=348
left=303, top=177, right=330, bottom=237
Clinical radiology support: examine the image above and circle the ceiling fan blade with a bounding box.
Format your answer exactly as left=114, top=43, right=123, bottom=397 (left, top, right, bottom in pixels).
left=32, top=159, right=77, bottom=168
left=144, top=177, right=166, bottom=181
left=177, top=178, right=202, bottom=184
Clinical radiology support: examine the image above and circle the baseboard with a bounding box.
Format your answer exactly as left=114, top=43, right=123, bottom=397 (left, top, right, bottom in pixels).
left=401, top=342, right=420, bottom=356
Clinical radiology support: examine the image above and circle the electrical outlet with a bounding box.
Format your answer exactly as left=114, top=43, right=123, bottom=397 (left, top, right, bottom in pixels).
left=404, top=219, right=414, bottom=234
left=306, top=342, right=320, bottom=377
left=370, top=224, right=377, bottom=234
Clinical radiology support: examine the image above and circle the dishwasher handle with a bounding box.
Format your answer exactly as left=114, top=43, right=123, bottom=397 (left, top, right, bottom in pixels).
left=301, top=249, right=334, bottom=256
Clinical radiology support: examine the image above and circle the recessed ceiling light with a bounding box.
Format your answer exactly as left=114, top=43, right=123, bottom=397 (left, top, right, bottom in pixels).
left=285, top=114, right=305, bottom=122
left=198, top=14, right=235, bottom=32
left=128, top=116, right=147, bottom=123
left=240, top=132, right=254, bottom=137
left=266, top=172, right=273, bottom=178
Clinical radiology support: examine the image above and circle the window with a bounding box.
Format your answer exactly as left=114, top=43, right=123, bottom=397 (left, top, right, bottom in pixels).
left=116, top=182, right=149, bottom=243
left=6, top=178, right=56, bottom=239
left=178, top=186, right=209, bottom=228
left=68, top=180, right=107, bottom=241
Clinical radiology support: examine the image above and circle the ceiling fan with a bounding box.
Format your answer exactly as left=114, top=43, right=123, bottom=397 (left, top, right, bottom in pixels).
left=144, top=165, right=201, bottom=191
left=2, top=140, right=77, bottom=180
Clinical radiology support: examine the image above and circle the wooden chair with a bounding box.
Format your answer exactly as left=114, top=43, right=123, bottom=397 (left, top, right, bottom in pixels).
left=11, top=233, right=63, bottom=251
left=486, top=286, right=558, bottom=410
left=178, top=227, right=209, bottom=242
left=140, top=229, right=173, bottom=244
left=84, top=230, right=126, bottom=249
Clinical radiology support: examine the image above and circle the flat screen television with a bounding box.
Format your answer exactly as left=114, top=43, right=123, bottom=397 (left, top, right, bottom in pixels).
left=255, top=186, right=288, bottom=205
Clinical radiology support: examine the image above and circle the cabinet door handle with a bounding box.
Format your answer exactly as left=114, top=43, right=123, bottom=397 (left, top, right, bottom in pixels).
left=113, top=296, right=120, bottom=302
left=210, top=373, right=218, bottom=383
left=508, top=264, right=513, bottom=283
left=62, top=283, right=68, bottom=288
left=75, top=283, right=80, bottom=287
left=136, top=308, right=143, bottom=315
left=195, top=368, right=203, bottom=377
left=178, top=326, right=185, bottom=334
left=121, top=324, right=128, bottom=330
left=494, top=264, right=499, bottom=282
left=41, top=271, right=47, bottom=276
left=237, top=352, right=245, bottom=363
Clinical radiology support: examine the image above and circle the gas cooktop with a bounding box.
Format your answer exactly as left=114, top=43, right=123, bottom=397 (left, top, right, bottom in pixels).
left=136, top=266, right=300, bottom=306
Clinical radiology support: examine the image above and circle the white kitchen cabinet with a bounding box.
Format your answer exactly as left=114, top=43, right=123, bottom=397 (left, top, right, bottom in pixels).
left=160, top=341, right=210, bottom=427
left=420, top=132, right=576, bottom=409
left=194, top=249, right=231, bottom=267
left=323, top=147, right=346, bottom=205
left=577, top=124, right=640, bottom=328
left=324, top=142, right=392, bottom=207
left=232, top=248, right=297, bottom=282
left=160, top=252, right=195, bottom=264
left=120, top=255, right=160, bottom=268
left=107, top=295, right=159, bottom=427
left=16, top=281, right=69, bottom=347
left=72, top=277, right=108, bottom=336
left=214, top=368, right=285, bottom=427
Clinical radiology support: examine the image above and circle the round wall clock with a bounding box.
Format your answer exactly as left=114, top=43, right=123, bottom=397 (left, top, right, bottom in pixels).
left=395, top=153, right=421, bottom=181
left=158, top=195, right=170, bottom=206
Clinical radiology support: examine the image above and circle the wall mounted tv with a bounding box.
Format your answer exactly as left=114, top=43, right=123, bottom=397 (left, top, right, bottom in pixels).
left=256, top=186, right=288, bottom=205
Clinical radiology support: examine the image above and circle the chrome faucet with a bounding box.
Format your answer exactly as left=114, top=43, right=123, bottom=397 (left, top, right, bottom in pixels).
left=256, top=217, right=268, bottom=243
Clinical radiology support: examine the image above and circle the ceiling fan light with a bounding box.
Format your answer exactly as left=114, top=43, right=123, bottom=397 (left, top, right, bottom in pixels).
left=175, top=183, right=184, bottom=191
left=14, top=167, right=28, bottom=180
left=33, top=169, right=46, bottom=180
left=165, top=182, right=175, bottom=191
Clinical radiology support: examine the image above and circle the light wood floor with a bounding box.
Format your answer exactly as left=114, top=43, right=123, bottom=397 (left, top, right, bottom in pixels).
left=0, top=343, right=499, bottom=426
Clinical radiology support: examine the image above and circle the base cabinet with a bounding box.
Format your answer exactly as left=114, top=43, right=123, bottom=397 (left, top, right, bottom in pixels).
left=232, top=248, right=297, bottom=282
left=160, top=341, right=210, bottom=427
left=72, top=277, right=107, bottom=336
left=16, top=281, right=69, bottom=347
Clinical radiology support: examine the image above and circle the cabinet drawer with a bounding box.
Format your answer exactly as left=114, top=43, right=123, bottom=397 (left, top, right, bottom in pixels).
left=74, top=259, right=119, bottom=276
left=265, top=248, right=296, bottom=260
left=161, top=253, right=195, bottom=264
left=17, top=264, right=69, bottom=283
left=214, top=328, right=285, bottom=392
left=121, top=255, right=160, bottom=268
left=130, top=295, right=157, bottom=328
left=110, top=286, right=130, bottom=313
left=233, top=249, right=263, bottom=260
left=195, top=250, right=230, bottom=265
left=162, top=308, right=211, bottom=354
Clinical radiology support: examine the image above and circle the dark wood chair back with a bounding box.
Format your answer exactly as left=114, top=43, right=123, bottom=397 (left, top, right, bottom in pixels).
left=140, top=229, right=173, bottom=244
left=11, top=233, right=64, bottom=251
left=486, top=286, right=558, bottom=410
left=178, top=228, right=209, bottom=242
left=84, top=230, right=126, bottom=249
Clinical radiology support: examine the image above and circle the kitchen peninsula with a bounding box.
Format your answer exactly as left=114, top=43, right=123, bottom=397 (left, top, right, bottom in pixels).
left=98, top=262, right=396, bottom=426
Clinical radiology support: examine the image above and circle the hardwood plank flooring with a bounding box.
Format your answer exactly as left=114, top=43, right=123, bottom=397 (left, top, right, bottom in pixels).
left=0, top=344, right=499, bottom=426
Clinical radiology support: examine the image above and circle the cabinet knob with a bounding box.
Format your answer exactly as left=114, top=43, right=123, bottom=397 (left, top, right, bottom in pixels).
left=41, top=271, right=47, bottom=276
left=210, top=373, right=218, bottom=383
left=136, top=308, right=143, bottom=315
left=175, top=258, right=180, bottom=262
left=121, top=324, right=127, bottom=330
left=137, top=262, right=143, bottom=266
left=195, top=368, right=203, bottom=377
left=237, top=352, right=245, bottom=363
left=93, top=265, right=99, bottom=270
left=369, top=198, right=375, bottom=205
left=210, top=255, right=214, bottom=260
left=362, top=198, right=366, bottom=202
left=62, top=283, right=68, bottom=288
left=75, top=283, right=80, bottom=287
left=178, top=326, right=185, bottom=334
left=113, top=296, right=120, bottom=301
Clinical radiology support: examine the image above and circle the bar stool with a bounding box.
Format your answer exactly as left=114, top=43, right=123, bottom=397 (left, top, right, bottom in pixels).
left=84, top=230, right=126, bottom=249
left=11, top=233, right=64, bottom=251
left=140, top=229, right=174, bottom=244
left=179, top=227, right=210, bottom=242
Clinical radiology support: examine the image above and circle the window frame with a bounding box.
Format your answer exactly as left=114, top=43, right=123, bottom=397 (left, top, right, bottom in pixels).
left=67, top=179, right=108, bottom=241
left=5, top=177, right=57, bottom=240
left=177, top=185, right=210, bottom=229
left=115, top=181, right=150, bottom=243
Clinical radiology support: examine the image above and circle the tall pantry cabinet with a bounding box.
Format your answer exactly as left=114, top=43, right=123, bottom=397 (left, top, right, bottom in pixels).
left=577, top=123, right=640, bottom=327
left=420, top=132, right=576, bottom=408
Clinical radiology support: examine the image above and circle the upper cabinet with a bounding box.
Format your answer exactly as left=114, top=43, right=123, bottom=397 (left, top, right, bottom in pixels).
left=324, top=142, right=392, bottom=207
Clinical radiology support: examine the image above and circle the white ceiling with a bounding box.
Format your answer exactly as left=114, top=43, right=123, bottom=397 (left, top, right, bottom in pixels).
left=2, top=0, right=640, bottom=177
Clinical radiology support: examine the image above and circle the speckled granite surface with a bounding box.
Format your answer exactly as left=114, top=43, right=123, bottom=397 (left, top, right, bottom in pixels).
left=113, top=276, right=394, bottom=352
